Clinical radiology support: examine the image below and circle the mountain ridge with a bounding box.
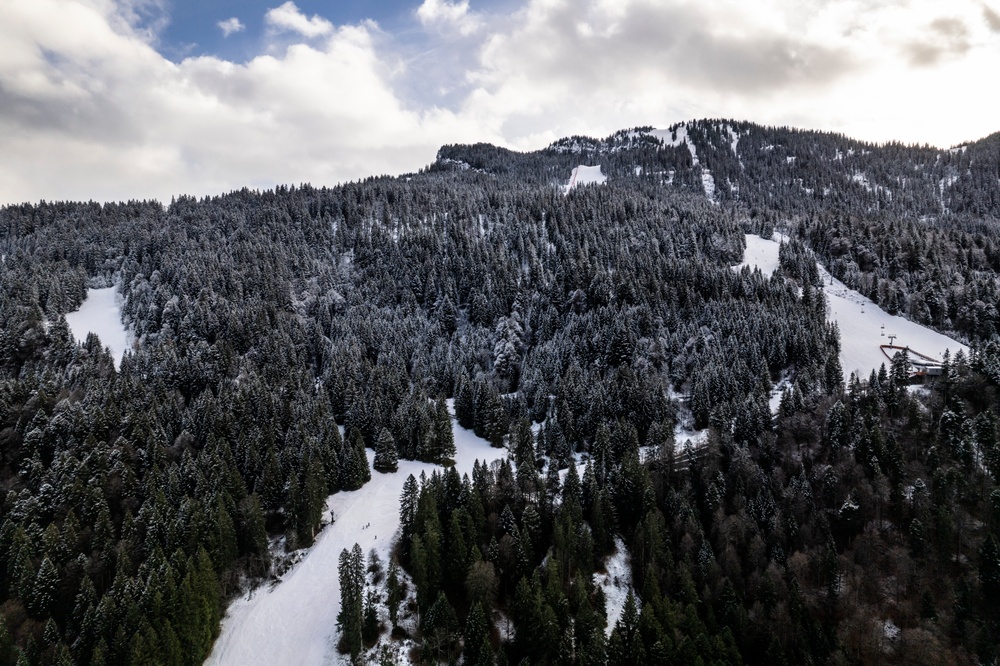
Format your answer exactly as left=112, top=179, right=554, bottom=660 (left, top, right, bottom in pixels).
left=434, top=119, right=1000, bottom=219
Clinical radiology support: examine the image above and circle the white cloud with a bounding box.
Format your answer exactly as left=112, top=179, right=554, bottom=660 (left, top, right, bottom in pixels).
left=460, top=0, right=1000, bottom=149
left=417, top=0, right=481, bottom=36
left=0, top=0, right=493, bottom=205
left=218, top=17, right=245, bottom=37
left=1, top=0, right=999, bottom=205
left=265, top=1, right=333, bottom=39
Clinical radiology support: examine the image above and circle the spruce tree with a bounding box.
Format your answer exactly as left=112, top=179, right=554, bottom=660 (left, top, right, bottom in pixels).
left=337, top=544, right=364, bottom=658
left=399, top=475, right=419, bottom=543
left=386, top=561, right=402, bottom=629
left=433, top=398, right=456, bottom=462
left=463, top=602, right=491, bottom=665
left=373, top=427, right=398, bottom=473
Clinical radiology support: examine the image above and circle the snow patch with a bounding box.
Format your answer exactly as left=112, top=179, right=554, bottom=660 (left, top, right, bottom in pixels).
left=727, top=125, right=740, bottom=156
left=649, top=124, right=699, bottom=166
left=702, top=170, right=717, bottom=202
left=594, top=537, right=635, bottom=636
left=939, top=172, right=959, bottom=213
left=769, top=375, right=794, bottom=415
left=64, top=287, right=130, bottom=370
left=565, top=165, right=607, bottom=193
left=883, top=619, right=900, bottom=641
left=851, top=171, right=873, bottom=192
left=647, top=125, right=725, bottom=199
left=732, top=234, right=782, bottom=277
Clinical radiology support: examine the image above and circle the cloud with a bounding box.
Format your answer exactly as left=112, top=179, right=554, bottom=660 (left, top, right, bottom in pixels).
left=480, top=0, right=856, bottom=97
left=904, top=17, right=971, bottom=66
left=265, top=1, right=333, bottom=38
left=113, top=0, right=170, bottom=42
left=0, top=0, right=492, bottom=205
left=463, top=0, right=858, bottom=142
left=416, top=0, right=481, bottom=36
left=2, top=0, right=1000, bottom=206
left=985, top=4, right=1000, bottom=32
left=218, top=17, right=245, bottom=37
left=456, top=0, right=1000, bottom=149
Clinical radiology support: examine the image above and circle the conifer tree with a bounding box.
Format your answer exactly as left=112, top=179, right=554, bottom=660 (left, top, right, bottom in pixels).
left=399, top=475, right=419, bottom=544
left=463, top=602, right=491, bottom=665
left=373, top=427, right=398, bottom=473
left=337, top=544, right=365, bottom=658
left=386, top=561, right=402, bottom=629
left=433, top=397, right=456, bottom=462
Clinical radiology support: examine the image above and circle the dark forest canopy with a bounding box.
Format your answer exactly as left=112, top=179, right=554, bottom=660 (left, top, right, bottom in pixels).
left=0, top=120, right=998, bottom=665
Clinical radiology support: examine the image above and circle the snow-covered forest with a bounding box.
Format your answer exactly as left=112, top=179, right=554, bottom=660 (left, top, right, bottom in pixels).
left=1, top=120, right=1000, bottom=665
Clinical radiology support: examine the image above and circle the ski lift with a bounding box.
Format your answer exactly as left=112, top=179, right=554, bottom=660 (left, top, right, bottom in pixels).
left=880, top=325, right=885, bottom=337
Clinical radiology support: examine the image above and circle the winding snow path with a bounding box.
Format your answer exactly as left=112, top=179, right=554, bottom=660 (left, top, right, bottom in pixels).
left=206, top=414, right=506, bottom=666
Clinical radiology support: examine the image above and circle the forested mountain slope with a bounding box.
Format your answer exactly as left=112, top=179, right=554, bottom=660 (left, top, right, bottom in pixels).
left=0, top=120, right=998, bottom=665
left=439, top=120, right=1000, bottom=343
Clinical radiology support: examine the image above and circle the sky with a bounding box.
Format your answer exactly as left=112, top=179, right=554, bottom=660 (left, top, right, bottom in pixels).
left=2, top=0, right=1000, bottom=205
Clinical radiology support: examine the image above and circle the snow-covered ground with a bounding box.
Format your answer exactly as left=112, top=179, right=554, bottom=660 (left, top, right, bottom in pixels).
left=734, top=234, right=968, bottom=382
left=649, top=126, right=696, bottom=164
left=647, top=125, right=717, bottom=201
left=593, top=537, right=634, bottom=636
left=565, top=165, right=607, bottom=192
left=732, top=234, right=782, bottom=276
left=816, top=260, right=967, bottom=381
left=206, top=413, right=507, bottom=666
left=64, top=287, right=129, bottom=369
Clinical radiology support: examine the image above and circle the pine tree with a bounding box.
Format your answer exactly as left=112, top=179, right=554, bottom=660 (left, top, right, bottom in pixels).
left=423, top=591, right=458, bottom=660
left=981, top=533, right=1000, bottom=607
left=399, top=475, right=419, bottom=543
left=463, top=602, right=491, bottom=665
left=29, top=556, right=58, bottom=618
left=455, top=373, right=475, bottom=430
left=373, top=427, right=398, bottom=473
left=608, top=591, right=644, bottom=665
left=433, top=398, right=456, bottom=462
left=337, top=544, right=365, bottom=658
left=386, top=561, right=402, bottom=629
left=362, top=589, right=379, bottom=645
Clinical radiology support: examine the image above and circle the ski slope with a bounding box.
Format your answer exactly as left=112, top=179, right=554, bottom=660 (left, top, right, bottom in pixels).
left=734, top=234, right=967, bottom=382
left=817, top=260, right=967, bottom=381
left=732, top=234, right=782, bottom=276
left=206, top=413, right=507, bottom=666
left=565, top=165, right=606, bottom=193
left=64, top=287, right=130, bottom=369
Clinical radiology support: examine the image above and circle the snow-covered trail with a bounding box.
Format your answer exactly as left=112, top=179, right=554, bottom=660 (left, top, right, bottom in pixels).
left=734, top=233, right=967, bottom=382
left=732, top=234, right=783, bottom=276
left=206, top=417, right=506, bottom=666
left=64, top=287, right=130, bottom=369
left=817, top=261, right=967, bottom=381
